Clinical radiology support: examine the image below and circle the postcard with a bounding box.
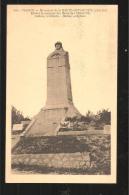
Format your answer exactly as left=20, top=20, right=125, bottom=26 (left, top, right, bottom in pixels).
left=6, top=4, right=118, bottom=183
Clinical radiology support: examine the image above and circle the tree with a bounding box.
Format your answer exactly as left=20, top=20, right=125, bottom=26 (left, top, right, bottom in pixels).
left=97, top=109, right=111, bottom=125
left=85, top=110, right=95, bottom=123
left=11, top=106, right=30, bottom=125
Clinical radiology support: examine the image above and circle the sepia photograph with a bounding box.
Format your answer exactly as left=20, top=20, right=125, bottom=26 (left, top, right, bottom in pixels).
left=6, top=4, right=117, bottom=183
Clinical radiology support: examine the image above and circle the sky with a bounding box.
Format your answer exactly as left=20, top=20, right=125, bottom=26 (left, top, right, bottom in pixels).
left=7, top=5, right=117, bottom=118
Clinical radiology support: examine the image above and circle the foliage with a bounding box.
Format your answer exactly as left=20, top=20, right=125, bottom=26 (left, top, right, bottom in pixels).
left=64, top=109, right=111, bottom=130
left=97, top=109, right=111, bottom=125
left=11, top=106, right=30, bottom=125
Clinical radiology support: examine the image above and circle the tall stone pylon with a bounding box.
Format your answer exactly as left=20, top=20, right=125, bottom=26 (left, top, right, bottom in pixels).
left=24, top=42, right=81, bottom=136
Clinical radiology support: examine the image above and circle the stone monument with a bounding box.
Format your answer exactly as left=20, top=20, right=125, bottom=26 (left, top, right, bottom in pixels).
left=23, top=42, right=81, bottom=136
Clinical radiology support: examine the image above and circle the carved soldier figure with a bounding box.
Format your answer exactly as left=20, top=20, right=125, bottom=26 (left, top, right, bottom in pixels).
left=47, top=41, right=68, bottom=59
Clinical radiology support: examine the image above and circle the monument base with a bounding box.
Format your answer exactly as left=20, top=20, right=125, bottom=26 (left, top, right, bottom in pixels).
left=12, top=134, right=111, bottom=175
left=22, top=104, right=81, bottom=137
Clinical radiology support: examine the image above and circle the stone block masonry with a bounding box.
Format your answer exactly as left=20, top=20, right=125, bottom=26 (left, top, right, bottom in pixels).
left=12, top=152, right=90, bottom=170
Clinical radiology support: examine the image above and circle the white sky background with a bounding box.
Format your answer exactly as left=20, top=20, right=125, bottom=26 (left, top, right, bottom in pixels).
left=7, top=5, right=117, bottom=118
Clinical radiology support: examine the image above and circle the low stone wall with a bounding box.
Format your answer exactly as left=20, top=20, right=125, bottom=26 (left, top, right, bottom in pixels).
left=57, top=130, right=110, bottom=136
left=12, top=152, right=90, bottom=170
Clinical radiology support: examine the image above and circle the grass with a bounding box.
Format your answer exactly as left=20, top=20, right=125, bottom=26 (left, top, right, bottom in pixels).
left=12, top=134, right=110, bottom=154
